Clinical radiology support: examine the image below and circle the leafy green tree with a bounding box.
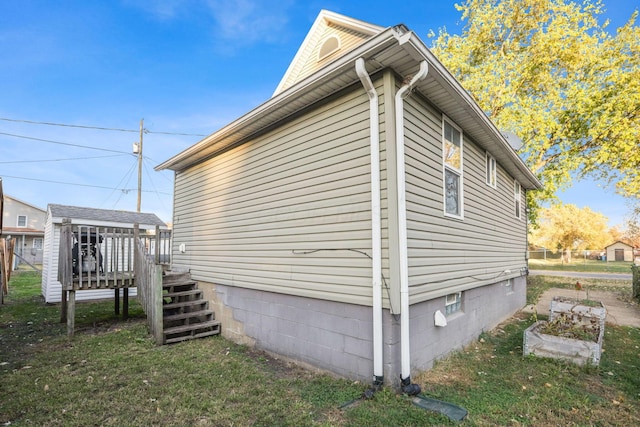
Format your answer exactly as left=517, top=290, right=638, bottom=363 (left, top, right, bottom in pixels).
left=430, top=0, right=640, bottom=221
left=623, top=206, right=640, bottom=248
left=529, top=203, right=611, bottom=262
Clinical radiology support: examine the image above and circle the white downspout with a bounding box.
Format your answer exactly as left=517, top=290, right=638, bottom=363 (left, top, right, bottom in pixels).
left=355, top=58, right=384, bottom=388
left=395, top=61, right=429, bottom=393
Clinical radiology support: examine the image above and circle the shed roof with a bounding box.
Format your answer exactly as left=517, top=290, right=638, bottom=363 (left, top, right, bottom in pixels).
left=605, top=240, right=634, bottom=249
left=48, top=204, right=166, bottom=229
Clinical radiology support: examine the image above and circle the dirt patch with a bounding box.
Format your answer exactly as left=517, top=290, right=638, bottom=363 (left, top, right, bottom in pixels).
left=243, top=347, right=319, bottom=381
left=523, top=288, right=640, bottom=328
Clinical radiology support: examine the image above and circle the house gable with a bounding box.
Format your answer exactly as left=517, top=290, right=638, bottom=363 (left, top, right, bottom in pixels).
left=2, top=195, right=46, bottom=234
left=273, top=10, right=383, bottom=95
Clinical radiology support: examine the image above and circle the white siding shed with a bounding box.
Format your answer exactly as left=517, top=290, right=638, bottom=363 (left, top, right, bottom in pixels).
left=41, top=204, right=166, bottom=303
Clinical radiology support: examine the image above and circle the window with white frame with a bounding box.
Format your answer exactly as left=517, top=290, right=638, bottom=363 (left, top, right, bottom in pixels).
left=443, top=118, right=463, bottom=218
left=486, top=152, right=497, bottom=188
left=445, top=292, right=462, bottom=315
left=33, top=238, right=43, bottom=250
left=514, top=180, right=522, bottom=219
left=17, top=215, right=27, bottom=227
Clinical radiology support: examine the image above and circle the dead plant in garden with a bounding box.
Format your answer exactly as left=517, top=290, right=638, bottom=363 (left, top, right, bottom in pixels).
left=538, top=312, right=600, bottom=342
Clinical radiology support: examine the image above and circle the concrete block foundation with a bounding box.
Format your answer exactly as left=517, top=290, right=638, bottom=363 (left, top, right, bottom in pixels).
left=198, top=276, right=526, bottom=385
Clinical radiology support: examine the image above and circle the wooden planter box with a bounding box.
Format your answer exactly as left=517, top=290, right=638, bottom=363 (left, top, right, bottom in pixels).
left=523, top=298, right=606, bottom=366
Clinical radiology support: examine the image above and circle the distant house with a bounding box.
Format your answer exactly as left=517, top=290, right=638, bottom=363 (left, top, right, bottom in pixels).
left=605, top=241, right=634, bottom=262
left=156, top=10, right=541, bottom=389
left=1, top=195, right=46, bottom=269
left=41, top=204, right=166, bottom=303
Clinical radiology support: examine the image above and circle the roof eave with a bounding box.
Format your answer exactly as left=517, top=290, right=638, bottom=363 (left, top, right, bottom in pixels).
left=156, top=26, right=542, bottom=192
left=398, top=33, right=542, bottom=191
left=155, top=27, right=402, bottom=172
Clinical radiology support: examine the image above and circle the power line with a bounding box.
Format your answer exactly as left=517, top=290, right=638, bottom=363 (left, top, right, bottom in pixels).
left=0, top=131, right=133, bottom=154
left=99, top=156, right=140, bottom=209
left=1, top=174, right=171, bottom=195
left=143, top=156, right=171, bottom=213
left=0, top=116, right=208, bottom=137
left=146, top=130, right=207, bottom=137
left=0, top=117, right=137, bottom=133
left=0, top=154, right=127, bottom=164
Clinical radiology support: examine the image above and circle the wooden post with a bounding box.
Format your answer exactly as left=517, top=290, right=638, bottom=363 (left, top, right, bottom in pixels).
left=123, top=288, right=129, bottom=319
left=155, top=225, right=160, bottom=264
left=114, top=288, right=120, bottom=315
left=137, top=119, right=143, bottom=213
left=61, top=288, right=67, bottom=323
left=58, top=219, right=74, bottom=327
left=134, top=223, right=139, bottom=275
left=67, top=290, right=75, bottom=337
left=133, top=224, right=139, bottom=323
left=1, top=237, right=16, bottom=301
left=0, top=239, right=6, bottom=304
left=152, top=263, right=163, bottom=344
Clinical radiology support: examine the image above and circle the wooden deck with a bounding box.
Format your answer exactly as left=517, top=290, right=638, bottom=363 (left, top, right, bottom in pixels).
left=68, top=272, right=136, bottom=290
left=58, top=221, right=171, bottom=336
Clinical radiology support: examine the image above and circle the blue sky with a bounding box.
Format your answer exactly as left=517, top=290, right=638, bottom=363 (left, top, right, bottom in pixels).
left=1, top=0, right=638, bottom=225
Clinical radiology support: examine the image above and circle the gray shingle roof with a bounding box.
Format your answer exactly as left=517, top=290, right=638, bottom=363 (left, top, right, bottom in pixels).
left=48, top=204, right=166, bottom=227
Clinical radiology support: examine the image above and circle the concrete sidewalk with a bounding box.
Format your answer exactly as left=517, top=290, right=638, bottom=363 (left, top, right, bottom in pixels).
left=522, top=287, right=640, bottom=328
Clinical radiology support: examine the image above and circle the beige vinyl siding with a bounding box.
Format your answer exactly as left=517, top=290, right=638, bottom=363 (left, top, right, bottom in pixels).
left=172, top=85, right=377, bottom=306
left=402, top=94, right=527, bottom=304
left=374, top=73, right=393, bottom=312
left=280, top=22, right=372, bottom=92
left=380, top=70, right=401, bottom=313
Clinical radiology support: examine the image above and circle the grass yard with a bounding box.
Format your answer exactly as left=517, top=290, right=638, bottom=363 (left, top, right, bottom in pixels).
left=528, top=258, right=634, bottom=273
left=1, top=271, right=639, bottom=426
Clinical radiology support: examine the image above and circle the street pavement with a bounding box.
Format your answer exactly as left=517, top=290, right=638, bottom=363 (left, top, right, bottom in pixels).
left=529, top=270, right=632, bottom=280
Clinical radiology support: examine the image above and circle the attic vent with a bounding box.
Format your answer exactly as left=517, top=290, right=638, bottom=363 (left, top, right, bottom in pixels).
left=318, top=35, right=340, bottom=60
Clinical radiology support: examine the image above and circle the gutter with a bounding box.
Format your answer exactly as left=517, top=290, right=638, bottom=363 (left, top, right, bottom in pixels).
left=395, top=32, right=542, bottom=190
left=355, top=58, right=384, bottom=391
left=395, top=60, right=429, bottom=395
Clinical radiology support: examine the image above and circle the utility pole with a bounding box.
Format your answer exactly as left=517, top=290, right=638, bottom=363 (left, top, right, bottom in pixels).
left=136, top=119, right=144, bottom=212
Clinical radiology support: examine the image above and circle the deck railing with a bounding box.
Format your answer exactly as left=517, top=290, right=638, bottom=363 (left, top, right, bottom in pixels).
left=134, top=224, right=165, bottom=343
left=58, top=220, right=171, bottom=340
left=59, top=222, right=137, bottom=290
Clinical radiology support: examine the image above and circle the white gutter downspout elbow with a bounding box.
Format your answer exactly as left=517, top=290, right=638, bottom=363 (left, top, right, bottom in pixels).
left=395, top=61, right=429, bottom=395
left=355, top=57, right=384, bottom=390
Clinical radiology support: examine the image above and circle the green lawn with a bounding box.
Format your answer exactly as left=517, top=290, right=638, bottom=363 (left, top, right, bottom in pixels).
left=528, top=258, right=634, bottom=273
left=1, top=271, right=638, bottom=426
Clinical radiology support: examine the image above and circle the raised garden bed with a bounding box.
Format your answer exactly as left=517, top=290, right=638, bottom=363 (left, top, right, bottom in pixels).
left=523, top=297, right=606, bottom=366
